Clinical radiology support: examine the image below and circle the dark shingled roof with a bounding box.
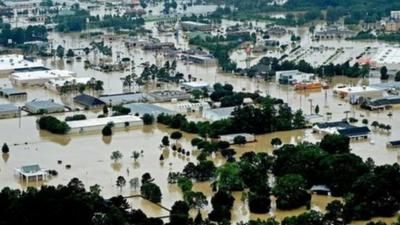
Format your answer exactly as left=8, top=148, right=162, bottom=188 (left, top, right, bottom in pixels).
left=315, top=121, right=354, bottom=129
left=73, top=94, right=106, bottom=107
left=338, top=126, right=370, bottom=137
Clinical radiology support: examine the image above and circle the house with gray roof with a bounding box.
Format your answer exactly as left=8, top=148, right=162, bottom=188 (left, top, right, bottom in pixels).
left=24, top=99, right=65, bottom=114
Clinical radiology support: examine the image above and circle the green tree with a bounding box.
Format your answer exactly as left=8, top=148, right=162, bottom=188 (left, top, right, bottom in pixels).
left=116, top=176, right=126, bottom=191
left=320, top=134, right=350, bottom=154
left=271, top=138, right=282, bottom=148
left=66, top=49, right=75, bottom=57
left=215, top=162, right=245, bottom=191
left=110, top=151, right=123, bottom=163
left=162, top=136, right=170, bottom=146
left=170, top=201, right=189, bottom=225
left=272, top=174, right=311, bottom=210
left=56, top=45, right=65, bottom=58
left=131, top=151, right=140, bottom=161
left=2, top=143, right=9, bottom=154
left=142, top=113, right=154, bottom=125
left=140, top=182, right=162, bottom=203
left=380, top=66, right=388, bottom=80
left=177, top=177, right=193, bottom=192
left=315, top=105, right=320, bottom=115
left=233, top=135, right=246, bottom=145
left=102, top=124, right=112, bottom=136
left=395, top=71, right=400, bottom=82
left=170, top=131, right=183, bottom=143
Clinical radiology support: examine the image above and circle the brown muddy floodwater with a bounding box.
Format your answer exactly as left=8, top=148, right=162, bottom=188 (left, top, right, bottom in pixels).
left=1, top=21, right=400, bottom=224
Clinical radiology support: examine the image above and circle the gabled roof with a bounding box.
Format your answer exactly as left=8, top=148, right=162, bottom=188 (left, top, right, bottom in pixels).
left=74, top=94, right=106, bottom=107
left=315, top=121, right=353, bottom=129
left=21, top=165, right=41, bottom=173
left=338, top=126, right=370, bottom=137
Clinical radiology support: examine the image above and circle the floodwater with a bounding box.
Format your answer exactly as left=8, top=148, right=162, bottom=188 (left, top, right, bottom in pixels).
left=1, top=9, right=400, bottom=225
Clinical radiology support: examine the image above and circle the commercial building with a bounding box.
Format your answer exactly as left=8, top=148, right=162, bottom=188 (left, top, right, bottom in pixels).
left=0, top=88, right=27, bottom=98
left=0, top=104, right=19, bottom=118
left=275, top=70, right=315, bottom=85
left=67, top=115, right=143, bottom=133
left=333, top=85, right=384, bottom=104
left=24, top=99, right=65, bottom=114
left=314, top=25, right=355, bottom=39
left=11, top=69, right=76, bottom=86
left=219, top=133, right=256, bottom=144
left=181, top=21, right=211, bottom=31
left=146, top=90, right=191, bottom=102
left=184, top=54, right=217, bottom=65
left=73, top=94, right=106, bottom=109
left=123, top=103, right=176, bottom=117
left=142, top=42, right=175, bottom=51
left=0, top=54, right=47, bottom=75
left=202, top=106, right=235, bottom=121
left=364, top=96, right=400, bottom=110
left=181, top=81, right=210, bottom=92
left=99, top=92, right=148, bottom=105
left=372, top=47, right=400, bottom=68
left=312, top=121, right=370, bottom=140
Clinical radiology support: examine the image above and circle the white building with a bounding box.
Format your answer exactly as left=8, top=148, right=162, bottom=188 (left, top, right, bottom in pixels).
left=67, top=115, right=143, bottom=133
left=0, top=54, right=46, bottom=75
left=372, top=47, right=400, bottom=69
left=202, top=106, right=235, bottom=121
left=275, top=70, right=315, bottom=85
left=391, top=11, right=400, bottom=20
left=11, top=69, right=76, bottom=85
left=219, top=133, right=256, bottom=144
left=333, top=85, right=385, bottom=104
left=181, top=81, right=210, bottom=92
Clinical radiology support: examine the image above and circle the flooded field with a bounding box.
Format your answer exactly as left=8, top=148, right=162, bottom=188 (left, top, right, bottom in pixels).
left=1, top=10, right=400, bottom=223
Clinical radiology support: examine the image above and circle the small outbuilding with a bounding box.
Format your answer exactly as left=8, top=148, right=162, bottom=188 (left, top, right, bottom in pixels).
left=15, top=164, right=48, bottom=183
left=0, top=104, right=19, bottom=118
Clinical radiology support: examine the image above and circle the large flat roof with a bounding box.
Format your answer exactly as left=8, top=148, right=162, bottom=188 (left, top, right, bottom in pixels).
left=0, top=54, right=45, bottom=71
left=0, top=103, right=18, bottom=112
left=11, top=69, right=75, bottom=81
left=67, top=115, right=143, bottom=129
left=25, top=99, right=64, bottom=109
left=99, top=92, right=148, bottom=105
left=124, top=103, right=176, bottom=116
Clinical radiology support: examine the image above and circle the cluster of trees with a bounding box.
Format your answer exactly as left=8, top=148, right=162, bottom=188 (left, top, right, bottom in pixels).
left=158, top=94, right=305, bottom=138
left=210, top=83, right=264, bottom=107
left=206, top=0, right=400, bottom=25
left=140, top=61, right=180, bottom=83
left=251, top=56, right=370, bottom=79
left=0, top=25, right=47, bottom=46
left=189, top=32, right=257, bottom=72
left=0, top=178, right=164, bottom=225
left=37, top=116, right=70, bottom=134
left=140, top=173, right=162, bottom=203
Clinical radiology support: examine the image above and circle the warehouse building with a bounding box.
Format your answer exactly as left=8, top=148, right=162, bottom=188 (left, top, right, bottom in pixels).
left=24, top=99, right=65, bottom=114
left=0, top=104, right=19, bottom=118
left=67, top=115, right=143, bottom=133
left=123, top=103, right=176, bottom=117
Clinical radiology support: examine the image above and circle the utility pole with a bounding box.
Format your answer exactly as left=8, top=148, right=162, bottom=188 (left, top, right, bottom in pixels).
left=308, top=99, right=313, bottom=115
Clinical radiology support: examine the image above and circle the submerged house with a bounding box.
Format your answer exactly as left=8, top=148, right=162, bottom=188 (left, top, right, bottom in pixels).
left=15, top=164, right=48, bottom=183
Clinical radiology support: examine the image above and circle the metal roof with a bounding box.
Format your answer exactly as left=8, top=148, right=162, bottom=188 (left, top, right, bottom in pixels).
left=0, top=104, right=18, bottom=112
left=123, top=103, right=175, bottom=116
left=25, top=99, right=64, bottom=109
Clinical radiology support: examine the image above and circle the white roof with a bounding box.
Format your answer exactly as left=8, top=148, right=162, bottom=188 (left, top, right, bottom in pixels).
left=47, top=77, right=91, bottom=86
left=334, top=86, right=382, bottom=94
left=67, top=115, right=143, bottom=129
left=373, top=47, right=400, bottom=65
left=11, top=69, right=75, bottom=81
left=182, top=81, right=209, bottom=88
left=0, top=54, right=44, bottom=71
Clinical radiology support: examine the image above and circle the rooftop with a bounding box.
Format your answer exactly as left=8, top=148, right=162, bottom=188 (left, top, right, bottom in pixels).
left=124, top=103, right=176, bottom=116
left=0, top=54, right=45, bottom=71
left=25, top=99, right=64, bottom=109
left=181, top=81, right=210, bottom=88
left=74, top=94, right=106, bottom=107
left=0, top=103, right=18, bottom=112
left=67, top=115, right=142, bottom=129
left=11, top=69, right=75, bottom=81
left=0, top=88, right=27, bottom=96
left=99, top=92, right=147, bottom=105
left=338, top=126, right=371, bottom=137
